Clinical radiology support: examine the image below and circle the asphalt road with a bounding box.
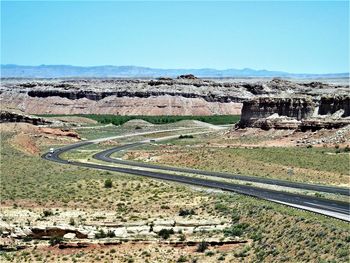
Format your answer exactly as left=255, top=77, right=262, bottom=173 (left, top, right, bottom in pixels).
left=42, top=137, right=350, bottom=221
left=93, top=142, right=350, bottom=196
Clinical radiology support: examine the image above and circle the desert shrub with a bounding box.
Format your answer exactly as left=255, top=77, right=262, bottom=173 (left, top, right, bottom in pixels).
left=231, top=209, right=241, bottom=223
left=49, top=236, right=63, bottom=246
left=104, top=178, right=113, bottom=188
left=107, top=230, right=116, bottom=238
left=23, top=236, right=33, bottom=242
left=95, top=229, right=106, bottom=239
left=218, top=254, right=226, bottom=261
left=179, top=208, right=196, bottom=216
left=179, top=134, right=194, bottom=139
left=337, top=248, right=349, bottom=258
left=214, top=202, right=229, bottom=214
left=158, top=228, right=174, bottom=239
left=234, top=245, right=251, bottom=258
left=179, top=234, right=186, bottom=241
left=314, top=192, right=325, bottom=198
left=224, top=223, right=249, bottom=237
left=249, top=230, right=263, bottom=241
left=196, top=240, right=208, bottom=252
left=69, top=217, right=75, bottom=226
left=42, top=210, right=53, bottom=217
left=177, top=255, right=187, bottom=262
left=205, top=251, right=215, bottom=256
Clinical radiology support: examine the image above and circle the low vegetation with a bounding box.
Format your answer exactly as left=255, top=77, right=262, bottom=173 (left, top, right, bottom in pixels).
left=1, top=124, right=349, bottom=262
left=38, top=114, right=241, bottom=125
left=158, top=228, right=174, bottom=239
left=133, top=143, right=350, bottom=185
left=178, top=134, right=194, bottom=139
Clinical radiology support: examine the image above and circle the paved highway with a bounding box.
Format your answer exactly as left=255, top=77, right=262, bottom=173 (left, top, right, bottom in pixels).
left=42, top=132, right=350, bottom=221
left=93, top=142, right=350, bottom=196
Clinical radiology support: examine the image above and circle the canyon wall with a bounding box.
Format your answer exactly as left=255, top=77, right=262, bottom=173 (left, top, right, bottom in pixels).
left=1, top=92, right=242, bottom=115
left=239, top=97, right=315, bottom=128
left=1, top=78, right=348, bottom=118
left=238, top=95, right=350, bottom=130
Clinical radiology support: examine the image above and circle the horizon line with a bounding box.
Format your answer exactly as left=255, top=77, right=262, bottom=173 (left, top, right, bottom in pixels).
left=1, top=64, right=349, bottom=75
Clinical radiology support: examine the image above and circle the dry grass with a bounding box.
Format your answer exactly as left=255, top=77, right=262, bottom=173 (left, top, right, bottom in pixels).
left=127, top=143, right=350, bottom=186
left=1, top=125, right=350, bottom=263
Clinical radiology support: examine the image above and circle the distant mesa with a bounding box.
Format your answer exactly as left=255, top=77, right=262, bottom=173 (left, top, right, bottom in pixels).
left=157, top=77, right=173, bottom=81
left=177, top=74, right=198, bottom=80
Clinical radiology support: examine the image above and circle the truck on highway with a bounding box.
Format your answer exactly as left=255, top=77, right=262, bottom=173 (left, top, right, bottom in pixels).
left=49, top=148, right=55, bottom=154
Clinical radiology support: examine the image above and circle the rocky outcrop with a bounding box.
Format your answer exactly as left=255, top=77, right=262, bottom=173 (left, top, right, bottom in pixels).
left=299, top=119, right=350, bottom=132
left=0, top=111, right=53, bottom=125
left=39, top=127, right=81, bottom=139
left=2, top=219, right=231, bottom=240
left=318, top=95, right=350, bottom=117
left=239, top=97, right=315, bottom=128
left=238, top=95, right=350, bottom=130
left=177, top=74, right=198, bottom=80
left=251, top=114, right=301, bottom=130
left=30, top=226, right=88, bottom=239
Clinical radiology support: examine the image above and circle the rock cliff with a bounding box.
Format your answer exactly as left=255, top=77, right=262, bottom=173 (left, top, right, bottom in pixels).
left=239, top=97, right=315, bottom=128
left=0, top=77, right=348, bottom=116
left=0, top=111, right=53, bottom=125
left=238, top=95, right=350, bottom=130
left=319, top=95, right=350, bottom=117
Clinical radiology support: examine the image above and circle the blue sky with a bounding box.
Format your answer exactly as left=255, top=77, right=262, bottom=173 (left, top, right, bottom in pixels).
left=1, top=1, right=349, bottom=73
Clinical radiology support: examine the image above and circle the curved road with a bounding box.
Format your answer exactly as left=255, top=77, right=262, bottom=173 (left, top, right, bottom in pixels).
left=93, top=142, right=350, bottom=196
left=42, top=133, right=350, bottom=221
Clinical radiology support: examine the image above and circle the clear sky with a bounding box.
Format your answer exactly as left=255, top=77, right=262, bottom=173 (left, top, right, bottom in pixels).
left=1, top=1, right=349, bottom=73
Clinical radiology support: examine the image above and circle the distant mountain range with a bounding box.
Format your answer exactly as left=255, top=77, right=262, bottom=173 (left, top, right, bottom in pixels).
left=1, top=64, right=348, bottom=79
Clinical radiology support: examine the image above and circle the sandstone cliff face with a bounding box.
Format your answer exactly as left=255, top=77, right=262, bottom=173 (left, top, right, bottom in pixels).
left=0, top=93, right=242, bottom=116
left=319, top=95, right=350, bottom=117
left=239, top=97, right=315, bottom=128
left=238, top=95, right=350, bottom=130
left=0, top=78, right=348, bottom=116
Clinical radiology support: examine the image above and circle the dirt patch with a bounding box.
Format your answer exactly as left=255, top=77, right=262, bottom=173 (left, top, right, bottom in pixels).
left=0, top=123, right=40, bottom=134
left=39, top=127, right=80, bottom=139
left=225, top=127, right=350, bottom=148
left=122, top=119, right=155, bottom=128
left=1, top=123, right=81, bottom=155
left=10, top=132, right=40, bottom=155
left=98, top=140, right=121, bottom=146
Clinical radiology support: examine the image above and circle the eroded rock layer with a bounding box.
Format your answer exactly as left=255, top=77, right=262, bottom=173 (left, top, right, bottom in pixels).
left=0, top=111, right=53, bottom=125
left=1, top=77, right=348, bottom=118
left=319, top=95, right=350, bottom=117
left=239, top=97, right=315, bottom=128
left=238, top=95, right=350, bottom=130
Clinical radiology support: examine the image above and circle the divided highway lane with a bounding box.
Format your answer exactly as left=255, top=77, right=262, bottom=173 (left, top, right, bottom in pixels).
left=43, top=140, right=350, bottom=221
left=94, top=142, right=350, bottom=196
